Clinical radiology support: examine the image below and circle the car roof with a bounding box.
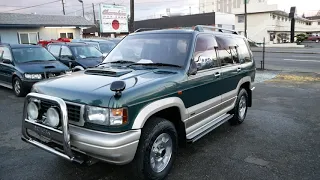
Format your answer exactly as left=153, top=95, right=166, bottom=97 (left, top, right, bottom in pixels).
left=0, top=44, right=41, bottom=48
left=131, top=28, right=245, bottom=39
left=132, top=29, right=195, bottom=35
left=48, top=42, right=88, bottom=46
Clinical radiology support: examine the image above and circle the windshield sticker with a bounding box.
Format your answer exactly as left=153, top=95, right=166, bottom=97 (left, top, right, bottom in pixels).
left=137, top=59, right=153, bottom=63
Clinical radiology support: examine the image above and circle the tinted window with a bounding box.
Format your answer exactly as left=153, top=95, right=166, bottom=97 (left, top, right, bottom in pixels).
left=70, top=46, right=102, bottom=59
left=12, top=47, right=56, bottom=63
left=99, top=42, right=116, bottom=53
left=0, top=46, right=13, bottom=61
left=103, top=34, right=193, bottom=67
left=237, top=38, right=252, bottom=63
left=48, top=45, right=61, bottom=57
left=216, top=36, right=239, bottom=66
left=61, top=46, right=72, bottom=56
left=193, top=35, right=219, bottom=70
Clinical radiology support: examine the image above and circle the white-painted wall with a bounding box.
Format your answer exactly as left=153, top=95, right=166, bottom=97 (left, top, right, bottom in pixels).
left=215, top=12, right=235, bottom=30
left=235, top=12, right=320, bottom=43
left=0, top=27, right=81, bottom=44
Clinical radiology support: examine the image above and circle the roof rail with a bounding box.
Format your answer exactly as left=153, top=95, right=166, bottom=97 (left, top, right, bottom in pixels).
left=134, top=28, right=160, bottom=33
left=194, top=25, right=238, bottom=35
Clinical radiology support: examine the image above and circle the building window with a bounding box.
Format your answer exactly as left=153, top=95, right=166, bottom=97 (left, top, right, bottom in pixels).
left=272, top=15, right=276, bottom=19
left=238, top=15, right=245, bottom=23
left=18, top=32, right=38, bottom=44
left=60, top=32, right=74, bottom=39
left=318, top=22, right=320, bottom=25
left=277, top=16, right=280, bottom=20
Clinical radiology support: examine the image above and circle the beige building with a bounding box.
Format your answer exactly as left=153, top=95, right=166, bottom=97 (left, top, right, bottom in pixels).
left=199, top=0, right=320, bottom=44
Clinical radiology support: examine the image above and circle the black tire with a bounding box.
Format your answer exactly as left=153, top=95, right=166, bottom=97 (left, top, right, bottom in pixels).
left=131, top=117, right=178, bottom=180
left=229, top=88, right=249, bottom=125
left=12, top=77, right=27, bottom=97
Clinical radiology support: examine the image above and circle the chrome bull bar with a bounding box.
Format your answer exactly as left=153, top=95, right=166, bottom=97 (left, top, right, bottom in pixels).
left=21, top=93, right=83, bottom=164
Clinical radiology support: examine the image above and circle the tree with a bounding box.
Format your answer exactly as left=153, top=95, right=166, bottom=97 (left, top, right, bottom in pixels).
left=295, top=33, right=307, bottom=44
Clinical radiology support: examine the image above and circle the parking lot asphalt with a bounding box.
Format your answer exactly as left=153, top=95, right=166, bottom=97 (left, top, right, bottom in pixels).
left=0, top=71, right=320, bottom=180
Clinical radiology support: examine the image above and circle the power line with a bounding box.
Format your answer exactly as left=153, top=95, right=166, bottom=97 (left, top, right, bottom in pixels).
left=0, top=0, right=61, bottom=13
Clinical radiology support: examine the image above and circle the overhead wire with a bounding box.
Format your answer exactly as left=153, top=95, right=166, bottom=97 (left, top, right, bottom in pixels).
left=0, top=0, right=61, bottom=13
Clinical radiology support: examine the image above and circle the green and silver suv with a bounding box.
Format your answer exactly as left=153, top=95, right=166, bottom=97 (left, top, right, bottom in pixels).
left=21, top=26, right=255, bottom=180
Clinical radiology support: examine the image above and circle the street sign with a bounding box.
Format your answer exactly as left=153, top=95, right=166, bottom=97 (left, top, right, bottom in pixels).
left=99, top=4, right=128, bottom=33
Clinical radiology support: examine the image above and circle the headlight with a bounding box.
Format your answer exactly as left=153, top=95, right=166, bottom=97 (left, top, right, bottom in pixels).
left=25, top=73, right=42, bottom=79
left=45, top=108, right=60, bottom=127
left=85, top=106, right=127, bottom=126
left=27, top=101, right=39, bottom=120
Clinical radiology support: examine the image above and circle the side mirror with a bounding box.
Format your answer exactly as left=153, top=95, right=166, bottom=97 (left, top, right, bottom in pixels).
left=110, top=81, right=126, bottom=97
left=2, top=59, right=12, bottom=64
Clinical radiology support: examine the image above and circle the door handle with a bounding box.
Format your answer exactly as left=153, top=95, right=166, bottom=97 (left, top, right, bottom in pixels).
left=237, top=67, right=241, bottom=72
left=214, top=72, right=221, bottom=77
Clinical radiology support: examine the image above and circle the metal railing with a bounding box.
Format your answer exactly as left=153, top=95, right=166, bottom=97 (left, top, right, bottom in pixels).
left=21, top=93, right=84, bottom=164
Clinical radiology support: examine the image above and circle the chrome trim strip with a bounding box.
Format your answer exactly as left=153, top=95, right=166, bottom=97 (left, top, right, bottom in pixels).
left=21, top=137, right=75, bottom=162
left=25, top=119, right=62, bottom=134
left=251, top=87, right=255, bottom=91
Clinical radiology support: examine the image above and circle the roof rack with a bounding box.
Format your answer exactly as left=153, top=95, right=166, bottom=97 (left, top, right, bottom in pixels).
left=194, top=25, right=238, bottom=35
left=194, top=25, right=238, bottom=34
left=132, top=25, right=239, bottom=35
left=134, top=28, right=160, bottom=33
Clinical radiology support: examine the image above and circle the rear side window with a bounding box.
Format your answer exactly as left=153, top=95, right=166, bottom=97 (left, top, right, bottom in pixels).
left=236, top=38, right=251, bottom=63
left=193, top=34, right=219, bottom=70
left=216, top=36, right=239, bottom=66
left=60, top=46, right=72, bottom=56
left=48, top=45, right=61, bottom=57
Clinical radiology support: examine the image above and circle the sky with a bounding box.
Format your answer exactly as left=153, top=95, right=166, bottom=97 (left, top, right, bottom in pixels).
left=0, top=0, right=319, bottom=20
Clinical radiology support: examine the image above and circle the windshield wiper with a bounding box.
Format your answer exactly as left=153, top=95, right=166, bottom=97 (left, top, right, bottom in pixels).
left=96, top=60, right=135, bottom=67
left=128, top=63, right=181, bottom=68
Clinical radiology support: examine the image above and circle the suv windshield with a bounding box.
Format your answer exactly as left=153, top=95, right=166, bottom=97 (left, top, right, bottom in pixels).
left=70, top=46, right=102, bottom=59
left=103, top=33, right=192, bottom=67
left=99, top=42, right=116, bottom=53
left=12, top=47, right=56, bottom=63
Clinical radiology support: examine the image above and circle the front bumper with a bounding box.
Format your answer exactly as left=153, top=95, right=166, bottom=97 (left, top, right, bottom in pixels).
left=22, top=80, right=40, bottom=90
left=22, top=93, right=141, bottom=165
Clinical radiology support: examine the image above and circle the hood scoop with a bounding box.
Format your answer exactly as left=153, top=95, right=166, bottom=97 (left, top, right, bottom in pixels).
left=85, top=68, right=132, bottom=77
left=44, top=65, right=55, bottom=69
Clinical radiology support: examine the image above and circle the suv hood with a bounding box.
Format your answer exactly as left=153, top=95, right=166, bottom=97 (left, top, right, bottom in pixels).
left=17, top=61, right=69, bottom=73
left=33, top=66, right=182, bottom=106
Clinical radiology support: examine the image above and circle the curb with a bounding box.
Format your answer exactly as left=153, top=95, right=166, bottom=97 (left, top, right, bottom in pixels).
left=251, top=50, right=320, bottom=54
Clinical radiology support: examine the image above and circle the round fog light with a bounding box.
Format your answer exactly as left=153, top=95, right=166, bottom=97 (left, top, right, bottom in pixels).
left=27, top=101, right=38, bottom=120
left=45, top=107, right=60, bottom=127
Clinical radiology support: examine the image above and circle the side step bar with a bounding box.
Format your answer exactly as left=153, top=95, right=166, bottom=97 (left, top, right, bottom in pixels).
left=187, top=114, right=234, bottom=143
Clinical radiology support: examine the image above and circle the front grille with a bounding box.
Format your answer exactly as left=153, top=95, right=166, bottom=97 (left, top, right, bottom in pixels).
left=40, top=100, right=81, bottom=122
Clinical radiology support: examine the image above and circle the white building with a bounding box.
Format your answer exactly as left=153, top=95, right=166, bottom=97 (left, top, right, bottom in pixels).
left=199, top=0, right=320, bottom=44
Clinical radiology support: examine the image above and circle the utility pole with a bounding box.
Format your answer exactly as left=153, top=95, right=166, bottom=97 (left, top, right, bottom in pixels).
left=244, top=0, right=247, bottom=38
left=92, top=3, right=96, bottom=24
left=61, top=0, right=65, bottom=15
left=78, top=0, right=84, bottom=17
left=130, top=0, right=134, bottom=32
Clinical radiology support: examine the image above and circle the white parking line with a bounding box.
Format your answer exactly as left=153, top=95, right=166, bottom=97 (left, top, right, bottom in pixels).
left=283, top=59, right=320, bottom=63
